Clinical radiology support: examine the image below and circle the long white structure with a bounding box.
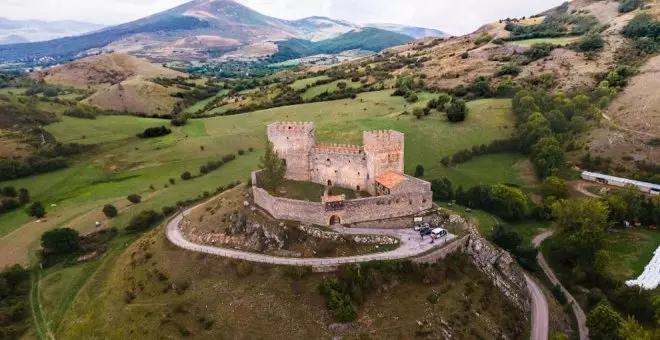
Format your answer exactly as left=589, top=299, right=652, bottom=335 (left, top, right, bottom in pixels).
left=626, top=247, right=660, bottom=290
left=581, top=171, right=660, bottom=195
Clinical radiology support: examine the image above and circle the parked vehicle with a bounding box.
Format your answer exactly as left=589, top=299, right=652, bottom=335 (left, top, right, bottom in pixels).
left=420, top=229, right=433, bottom=236
left=431, top=228, right=448, bottom=238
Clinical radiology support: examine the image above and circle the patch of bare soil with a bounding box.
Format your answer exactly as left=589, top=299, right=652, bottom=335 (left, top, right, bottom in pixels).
left=607, top=54, right=660, bottom=137
left=82, top=78, right=181, bottom=115
left=0, top=133, right=34, bottom=158
left=31, top=53, right=184, bottom=89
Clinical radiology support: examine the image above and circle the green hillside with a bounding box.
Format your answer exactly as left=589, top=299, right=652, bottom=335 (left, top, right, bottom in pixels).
left=270, top=28, right=414, bottom=63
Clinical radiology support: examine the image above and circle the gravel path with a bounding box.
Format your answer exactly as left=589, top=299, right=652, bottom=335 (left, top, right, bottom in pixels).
left=525, top=274, right=549, bottom=340
left=533, top=231, right=589, bottom=340
left=167, top=204, right=455, bottom=267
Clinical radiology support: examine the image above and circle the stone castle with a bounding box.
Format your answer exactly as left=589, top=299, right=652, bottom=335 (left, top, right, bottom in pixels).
left=252, top=122, right=433, bottom=226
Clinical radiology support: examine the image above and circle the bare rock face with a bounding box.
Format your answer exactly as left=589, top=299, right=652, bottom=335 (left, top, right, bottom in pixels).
left=463, top=235, right=531, bottom=316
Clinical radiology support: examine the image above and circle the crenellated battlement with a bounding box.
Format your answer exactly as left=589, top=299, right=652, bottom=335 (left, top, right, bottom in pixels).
left=363, top=130, right=404, bottom=152
left=313, top=143, right=362, bottom=154
left=267, top=122, right=314, bottom=134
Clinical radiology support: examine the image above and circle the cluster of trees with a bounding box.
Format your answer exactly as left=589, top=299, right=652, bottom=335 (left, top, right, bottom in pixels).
left=63, top=107, right=97, bottom=119
left=259, top=142, right=286, bottom=191
left=431, top=179, right=529, bottom=221
left=0, top=142, right=85, bottom=182
left=126, top=210, right=162, bottom=233
left=391, top=76, right=426, bottom=103
left=441, top=138, right=519, bottom=167
left=180, top=152, right=241, bottom=182
left=423, top=93, right=468, bottom=122
left=511, top=81, right=613, bottom=178
left=24, top=82, right=63, bottom=97
left=587, top=302, right=657, bottom=340
left=546, top=196, right=660, bottom=327
left=39, top=227, right=118, bottom=267
left=490, top=225, right=538, bottom=271
left=504, top=8, right=599, bottom=41
left=622, top=13, right=660, bottom=55
left=0, top=265, right=30, bottom=339
left=601, top=185, right=660, bottom=227
left=0, top=186, right=30, bottom=216
left=137, top=126, right=171, bottom=139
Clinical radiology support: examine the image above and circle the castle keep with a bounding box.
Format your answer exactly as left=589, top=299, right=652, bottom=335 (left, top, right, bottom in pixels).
left=253, top=122, right=433, bottom=226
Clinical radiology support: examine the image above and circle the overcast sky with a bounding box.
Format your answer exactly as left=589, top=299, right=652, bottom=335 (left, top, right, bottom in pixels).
left=0, top=0, right=566, bottom=35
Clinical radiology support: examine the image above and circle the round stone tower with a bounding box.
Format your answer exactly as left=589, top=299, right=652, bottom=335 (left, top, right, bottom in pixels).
left=267, top=122, right=315, bottom=181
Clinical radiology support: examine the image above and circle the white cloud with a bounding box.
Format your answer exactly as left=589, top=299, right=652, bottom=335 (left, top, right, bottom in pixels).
left=0, top=0, right=566, bottom=35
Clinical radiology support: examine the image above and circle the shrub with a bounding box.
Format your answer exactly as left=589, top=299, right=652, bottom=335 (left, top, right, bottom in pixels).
left=27, top=202, right=45, bottom=218
left=127, top=194, right=142, bottom=204
left=496, top=63, right=521, bottom=77
left=475, top=33, right=492, bottom=46
left=238, top=149, right=245, bottom=155
left=181, top=171, right=192, bottom=181
left=2, top=186, right=17, bottom=197
left=447, top=99, right=468, bottom=122
left=412, top=107, right=424, bottom=119
left=41, top=228, right=80, bottom=256
left=137, top=126, right=171, bottom=139
left=63, top=108, right=96, bottom=119
left=579, top=33, right=604, bottom=51
left=1, top=198, right=20, bottom=213
left=426, top=292, right=440, bottom=304
left=524, top=43, right=555, bottom=61
left=619, top=0, right=644, bottom=13
left=18, top=188, right=29, bottom=204
left=414, top=165, right=425, bottom=177
left=235, top=261, right=253, bottom=278
left=171, top=115, right=187, bottom=127
left=102, top=204, right=118, bottom=218
left=125, top=210, right=162, bottom=233
left=460, top=52, right=469, bottom=59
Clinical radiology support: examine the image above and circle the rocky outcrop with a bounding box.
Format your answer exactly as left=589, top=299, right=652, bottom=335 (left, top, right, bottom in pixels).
left=463, top=235, right=531, bottom=316
left=298, top=225, right=399, bottom=245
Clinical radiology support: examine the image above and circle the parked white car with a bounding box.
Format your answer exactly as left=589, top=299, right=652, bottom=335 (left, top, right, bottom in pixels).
left=431, top=228, right=448, bottom=239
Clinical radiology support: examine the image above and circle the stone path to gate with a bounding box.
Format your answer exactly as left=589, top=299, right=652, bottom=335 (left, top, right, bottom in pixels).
left=166, top=202, right=456, bottom=267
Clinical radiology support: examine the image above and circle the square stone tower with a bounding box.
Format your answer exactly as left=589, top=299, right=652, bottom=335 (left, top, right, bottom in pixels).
left=363, top=130, right=405, bottom=194
left=267, top=122, right=315, bottom=181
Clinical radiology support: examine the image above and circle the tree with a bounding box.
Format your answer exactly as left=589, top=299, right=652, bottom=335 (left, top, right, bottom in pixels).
left=546, top=109, right=569, bottom=133
left=40, top=228, right=80, bottom=256
left=587, top=302, right=624, bottom=340
left=126, top=210, right=162, bottom=233
left=447, top=99, right=468, bottom=122
left=519, top=112, right=552, bottom=152
left=550, top=332, right=568, bottom=340
left=491, top=224, right=522, bottom=251
left=436, top=93, right=452, bottom=109
left=552, top=199, right=608, bottom=268
left=181, top=171, right=192, bottom=180
left=489, top=184, right=529, bottom=220
left=619, top=316, right=651, bottom=340
left=337, top=82, right=347, bottom=90
left=102, top=204, right=118, bottom=218
left=18, top=188, right=29, bottom=205
left=541, top=176, right=568, bottom=199
left=532, top=137, right=565, bottom=178
left=27, top=202, right=45, bottom=218
left=2, top=186, right=16, bottom=197
left=127, top=194, right=141, bottom=204
left=414, top=165, right=425, bottom=177
left=259, top=141, right=287, bottom=191
left=431, top=178, right=453, bottom=201
left=413, top=107, right=424, bottom=119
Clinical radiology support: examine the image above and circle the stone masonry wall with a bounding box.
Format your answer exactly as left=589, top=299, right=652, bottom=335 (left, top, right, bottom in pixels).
left=267, top=122, right=315, bottom=181
left=252, top=171, right=432, bottom=226
left=309, top=148, right=369, bottom=192
left=363, top=130, right=404, bottom=194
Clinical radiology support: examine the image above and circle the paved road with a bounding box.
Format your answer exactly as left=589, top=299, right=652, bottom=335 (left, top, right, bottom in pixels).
left=525, top=274, right=549, bottom=340
left=166, top=203, right=455, bottom=267
left=533, top=231, right=589, bottom=340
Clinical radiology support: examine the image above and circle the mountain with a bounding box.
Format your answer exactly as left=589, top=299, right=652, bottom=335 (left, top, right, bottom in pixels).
left=366, top=23, right=449, bottom=39
left=0, top=17, right=104, bottom=45
left=270, top=28, right=414, bottom=63
left=0, top=0, right=445, bottom=64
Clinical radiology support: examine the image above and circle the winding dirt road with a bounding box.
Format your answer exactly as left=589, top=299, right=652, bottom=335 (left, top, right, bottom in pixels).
left=533, top=231, right=589, bottom=340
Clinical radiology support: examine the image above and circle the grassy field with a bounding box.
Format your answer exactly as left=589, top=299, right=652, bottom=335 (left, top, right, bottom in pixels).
left=289, top=75, right=330, bottom=90
left=274, top=180, right=365, bottom=202
left=425, top=153, right=527, bottom=188
left=1, top=92, right=515, bottom=265
left=602, top=228, right=660, bottom=280
left=183, top=89, right=229, bottom=114
left=301, top=79, right=362, bottom=99
left=505, top=36, right=581, bottom=47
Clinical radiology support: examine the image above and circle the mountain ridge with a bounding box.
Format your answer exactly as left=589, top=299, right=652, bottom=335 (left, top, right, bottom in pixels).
left=0, top=0, right=446, bottom=64
left=0, top=17, right=104, bottom=45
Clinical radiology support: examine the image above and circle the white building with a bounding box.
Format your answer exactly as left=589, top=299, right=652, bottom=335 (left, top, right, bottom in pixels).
left=581, top=171, right=660, bottom=195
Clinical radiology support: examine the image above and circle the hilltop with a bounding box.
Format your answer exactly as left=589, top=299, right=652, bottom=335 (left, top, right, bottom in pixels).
left=0, top=0, right=445, bottom=65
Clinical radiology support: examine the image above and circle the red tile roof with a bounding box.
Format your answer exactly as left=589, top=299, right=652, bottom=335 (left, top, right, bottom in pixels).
left=376, top=172, right=408, bottom=189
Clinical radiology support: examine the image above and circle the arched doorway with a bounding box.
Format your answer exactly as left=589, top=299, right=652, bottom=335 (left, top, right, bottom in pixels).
left=327, top=180, right=332, bottom=186
left=329, top=215, right=341, bottom=225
